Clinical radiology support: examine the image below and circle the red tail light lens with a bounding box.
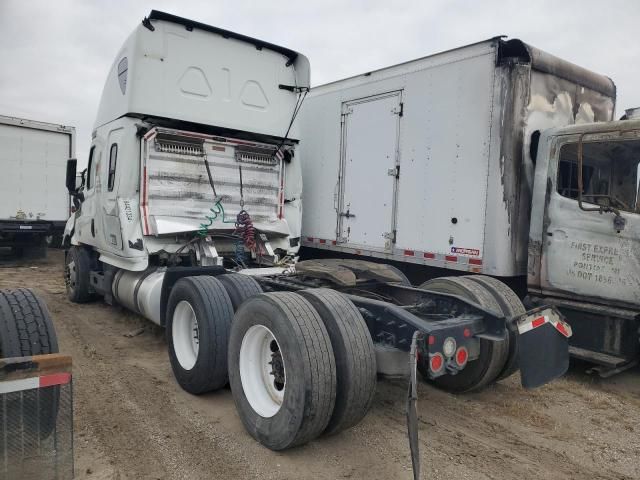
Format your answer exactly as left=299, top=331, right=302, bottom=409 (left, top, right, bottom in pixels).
left=429, top=353, right=444, bottom=373
left=455, top=347, right=469, bottom=367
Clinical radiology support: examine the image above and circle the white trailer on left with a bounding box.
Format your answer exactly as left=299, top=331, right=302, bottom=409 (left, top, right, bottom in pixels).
left=0, top=115, right=75, bottom=257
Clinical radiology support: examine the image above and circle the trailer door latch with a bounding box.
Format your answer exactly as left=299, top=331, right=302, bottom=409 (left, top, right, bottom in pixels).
left=339, top=210, right=355, bottom=218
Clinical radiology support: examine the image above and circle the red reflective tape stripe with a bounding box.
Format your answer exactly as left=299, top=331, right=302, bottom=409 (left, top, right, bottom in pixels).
left=423, top=252, right=435, bottom=259
left=469, top=258, right=483, bottom=265
left=142, top=166, right=150, bottom=235
left=331, top=240, right=337, bottom=245
left=306, top=237, right=314, bottom=242
left=404, top=250, right=415, bottom=256
left=319, top=239, right=326, bottom=244
left=445, top=255, right=457, bottom=262
left=531, top=316, right=546, bottom=328
left=278, top=170, right=285, bottom=220
left=39, top=373, right=71, bottom=388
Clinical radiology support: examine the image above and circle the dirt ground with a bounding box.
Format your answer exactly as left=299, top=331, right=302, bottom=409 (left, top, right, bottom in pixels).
left=1, top=249, right=639, bottom=480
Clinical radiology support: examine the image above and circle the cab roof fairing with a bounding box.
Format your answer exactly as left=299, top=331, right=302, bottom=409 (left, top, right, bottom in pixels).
left=92, top=11, right=310, bottom=137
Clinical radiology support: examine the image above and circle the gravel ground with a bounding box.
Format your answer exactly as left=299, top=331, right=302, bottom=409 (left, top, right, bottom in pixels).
left=1, top=249, right=639, bottom=480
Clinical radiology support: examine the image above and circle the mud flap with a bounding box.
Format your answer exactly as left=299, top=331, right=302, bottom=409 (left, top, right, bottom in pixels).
left=406, top=331, right=422, bottom=480
left=516, top=306, right=572, bottom=389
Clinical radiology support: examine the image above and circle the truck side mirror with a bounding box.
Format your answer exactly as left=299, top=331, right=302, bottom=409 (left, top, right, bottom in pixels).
left=66, top=158, right=77, bottom=194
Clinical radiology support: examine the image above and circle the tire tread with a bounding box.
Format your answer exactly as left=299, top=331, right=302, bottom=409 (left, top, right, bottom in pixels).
left=465, top=275, right=526, bottom=380
left=268, top=292, right=336, bottom=447
left=216, top=274, right=262, bottom=311
left=299, top=288, right=376, bottom=435
left=0, top=288, right=58, bottom=358
left=167, top=276, right=233, bottom=394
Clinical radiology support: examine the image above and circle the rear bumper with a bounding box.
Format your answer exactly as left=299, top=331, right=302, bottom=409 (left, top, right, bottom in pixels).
left=0, top=220, right=66, bottom=235
left=0, top=220, right=66, bottom=247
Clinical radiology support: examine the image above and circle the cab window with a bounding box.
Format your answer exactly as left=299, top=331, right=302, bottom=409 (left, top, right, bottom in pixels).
left=86, top=147, right=96, bottom=190
left=557, top=139, right=640, bottom=213
left=108, top=143, right=118, bottom=192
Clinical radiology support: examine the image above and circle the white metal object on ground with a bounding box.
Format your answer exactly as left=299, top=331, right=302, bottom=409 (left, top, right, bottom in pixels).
left=172, top=301, right=200, bottom=370
left=239, top=325, right=286, bottom=418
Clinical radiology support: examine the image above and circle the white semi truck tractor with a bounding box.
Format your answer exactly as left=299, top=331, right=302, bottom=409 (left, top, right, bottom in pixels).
left=63, top=12, right=572, bottom=452
left=299, top=37, right=639, bottom=377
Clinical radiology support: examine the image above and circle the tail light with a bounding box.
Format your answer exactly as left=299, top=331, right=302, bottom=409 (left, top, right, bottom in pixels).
left=429, top=353, right=444, bottom=373
left=455, top=347, right=469, bottom=368
left=442, top=337, right=456, bottom=357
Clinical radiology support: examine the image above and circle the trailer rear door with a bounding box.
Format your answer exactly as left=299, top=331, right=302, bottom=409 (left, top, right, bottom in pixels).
left=0, top=122, right=72, bottom=222
left=338, top=92, right=401, bottom=251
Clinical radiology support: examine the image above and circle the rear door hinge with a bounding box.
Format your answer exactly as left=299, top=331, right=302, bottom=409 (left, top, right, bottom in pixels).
left=387, top=165, right=400, bottom=178
left=342, top=105, right=353, bottom=115
left=392, top=102, right=404, bottom=117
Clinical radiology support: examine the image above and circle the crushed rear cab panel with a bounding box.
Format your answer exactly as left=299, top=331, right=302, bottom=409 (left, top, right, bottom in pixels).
left=141, top=128, right=285, bottom=236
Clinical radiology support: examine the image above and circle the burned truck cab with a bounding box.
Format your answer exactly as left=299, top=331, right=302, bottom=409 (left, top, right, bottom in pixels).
left=529, top=113, right=640, bottom=373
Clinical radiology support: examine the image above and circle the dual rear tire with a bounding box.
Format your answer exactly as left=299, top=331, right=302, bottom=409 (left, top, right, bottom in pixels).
left=165, top=273, right=263, bottom=395
left=418, top=275, right=525, bottom=393
left=228, top=289, right=377, bottom=450
left=165, top=274, right=377, bottom=450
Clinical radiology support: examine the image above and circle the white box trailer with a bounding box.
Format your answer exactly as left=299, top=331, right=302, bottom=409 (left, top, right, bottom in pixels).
left=0, top=116, right=75, bottom=256
left=298, top=37, right=615, bottom=277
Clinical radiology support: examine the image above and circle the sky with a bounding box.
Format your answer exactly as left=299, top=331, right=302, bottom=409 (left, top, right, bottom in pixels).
left=1, top=0, right=639, bottom=164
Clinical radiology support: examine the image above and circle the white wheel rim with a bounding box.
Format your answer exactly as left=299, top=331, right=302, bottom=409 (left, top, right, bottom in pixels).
left=172, top=301, right=199, bottom=370
left=239, top=325, right=286, bottom=418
